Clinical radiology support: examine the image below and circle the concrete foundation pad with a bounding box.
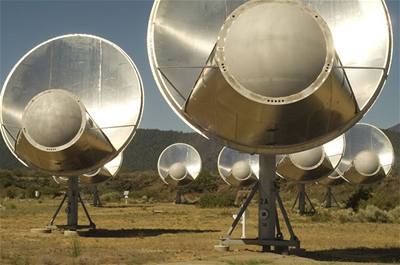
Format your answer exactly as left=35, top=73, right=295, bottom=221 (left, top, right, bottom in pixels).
left=214, top=245, right=230, bottom=252
left=64, top=230, right=78, bottom=236
left=30, top=228, right=52, bottom=234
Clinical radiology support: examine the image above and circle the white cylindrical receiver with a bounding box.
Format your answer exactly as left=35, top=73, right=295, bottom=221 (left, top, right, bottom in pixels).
left=354, top=150, right=381, bottom=176
left=231, top=161, right=252, bottom=181
left=289, top=146, right=325, bottom=170
left=22, top=89, right=86, bottom=150
left=168, top=162, right=188, bottom=181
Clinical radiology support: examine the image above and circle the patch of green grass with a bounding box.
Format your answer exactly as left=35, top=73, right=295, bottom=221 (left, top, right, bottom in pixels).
left=6, top=203, right=17, bottom=210
left=198, top=192, right=235, bottom=208
left=310, top=210, right=331, bottom=222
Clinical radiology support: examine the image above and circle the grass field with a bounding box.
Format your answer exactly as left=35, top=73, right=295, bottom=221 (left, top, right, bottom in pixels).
left=0, top=198, right=399, bottom=265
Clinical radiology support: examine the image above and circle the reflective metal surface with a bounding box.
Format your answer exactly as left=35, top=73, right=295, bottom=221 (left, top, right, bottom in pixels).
left=1, top=34, right=144, bottom=175
left=15, top=89, right=116, bottom=174
left=276, top=134, right=345, bottom=183
left=53, top=152, right=124, bottom=185
left=157, top=143, right=202, bottom=185
left=218, top=146, right=259, bottom=185
left=338, top=123, right=394, bottom=185
left=317, top=169, right=348, bottom=187
left=148, top=0, right=392, bottom=154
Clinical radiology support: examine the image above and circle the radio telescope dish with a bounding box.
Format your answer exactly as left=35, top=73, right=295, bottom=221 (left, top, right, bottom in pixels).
left=218, top=146, right=259, bottom=185
left=0, top=34, right=144, bottom=176
left=157, top=143, right=202, bottom=185
left=338, top=123, right=394, bottom=185
left=276, top=135, right=345, bottom=183
left=148, top=0, right=392, bottom=154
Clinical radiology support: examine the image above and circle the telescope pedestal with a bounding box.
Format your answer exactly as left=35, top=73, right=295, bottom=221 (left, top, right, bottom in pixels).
left=92, top=185, right=102, bottom=207
left=217, top=155, right=300, bottom=253
left=41, top=177, right=96, bottom=234
left=322, top=186, right=339, bottom=208
left=291, top=183, right=316, bottom=215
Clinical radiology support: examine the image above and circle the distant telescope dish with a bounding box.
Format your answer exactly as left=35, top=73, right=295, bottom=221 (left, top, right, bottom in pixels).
left=148, top=0, right=392, bottom=154
left=0, top=34, right=143, bottom=176
left=157, top=143, right=202, bottom=185
left=338, top=123, right=394, bottom=185
left=276, top=135, right=345, bottom=183
left=53, top=150, right=123, bottom=185
left=218, top=146, right=259, bottom=185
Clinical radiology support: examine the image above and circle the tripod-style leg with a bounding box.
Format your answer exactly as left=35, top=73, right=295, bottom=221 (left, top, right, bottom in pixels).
left=48, top=193, right=67, bottom=226
left=227, top=182, right=258, bottom=237
left=78, top=193, right=96, bottom=229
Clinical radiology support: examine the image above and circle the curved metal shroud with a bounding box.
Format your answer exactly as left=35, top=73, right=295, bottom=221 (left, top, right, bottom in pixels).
left=148, top=0, right=392, bottom=154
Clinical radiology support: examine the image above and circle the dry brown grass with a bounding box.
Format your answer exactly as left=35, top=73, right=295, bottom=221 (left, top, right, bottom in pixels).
left=0, top=199, right=399, bottom=265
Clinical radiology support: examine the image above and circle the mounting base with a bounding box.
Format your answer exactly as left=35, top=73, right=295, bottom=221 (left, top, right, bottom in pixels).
left=322, top=186, right=340, bottom=208
left=92, top=185, right=102, bottom=207
left=44, top=177, right=96, bottom=233
left=291, top=183, right=316, bottom=215
left=218, top=155, right=301, bottom=253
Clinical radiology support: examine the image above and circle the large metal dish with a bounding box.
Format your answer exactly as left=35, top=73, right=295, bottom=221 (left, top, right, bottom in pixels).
left=148, top=0, right=392, bottom=154
left=338, top=123, right=394, bottom=185
left=1, top=34, right=144, bottom=175
left=157, top=143, right=202, bottom=185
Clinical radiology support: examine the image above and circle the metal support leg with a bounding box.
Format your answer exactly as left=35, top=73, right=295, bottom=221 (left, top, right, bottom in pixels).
left=304, top=191, right=316, bottom=214
left=48, top=193, right=67, bottom=226
left=92, top=186, right=102, bottom=207
left=298, top=184, right=306, bottom=215
left=227, top=182, right=258, bottom=236
left=258, top=154, right=277, bottom=251
left=276, top=192, right=298, bottom=241
left=78, top=193, right=96, bottom=229
left=175, top=188, right=182, bottom=204
left=291, top=192, right=299, bottom=211
left=332, top=191, right=340, bottom=207
left=327, top=187, right=332, bottom=208
left=67, top=177, right=79, bottom=229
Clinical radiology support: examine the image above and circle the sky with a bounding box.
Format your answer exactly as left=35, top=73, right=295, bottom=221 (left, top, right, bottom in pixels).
left=1, top=0, right=399, bottom=133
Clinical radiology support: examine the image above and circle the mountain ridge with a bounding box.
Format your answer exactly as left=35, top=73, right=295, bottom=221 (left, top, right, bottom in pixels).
left=0, top=128, right=398, bottom=176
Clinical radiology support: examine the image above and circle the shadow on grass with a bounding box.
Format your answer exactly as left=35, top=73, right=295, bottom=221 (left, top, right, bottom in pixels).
left=299, top=248, right=400, bottom=263
left=97, top=205, right=151, bottom=209
left=78, top=228, right=220, bottom=238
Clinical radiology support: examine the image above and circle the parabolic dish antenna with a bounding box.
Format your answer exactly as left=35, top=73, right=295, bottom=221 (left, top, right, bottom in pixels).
left=52, top=152, right=124, bottom=185
left=276, top=135, right=345, bottom=183
left=0, top=34, right=144, bottom=176
left=148, top=0, right=392, bottom=154
left=218, top=146, right=259, bottom=185
left=338, top=123, right=394, bottom=185
left=157, top=143, right=202, bottom=185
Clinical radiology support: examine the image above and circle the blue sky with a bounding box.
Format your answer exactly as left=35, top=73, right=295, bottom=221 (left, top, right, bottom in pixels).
left=1, top=0, right=399, bottom=132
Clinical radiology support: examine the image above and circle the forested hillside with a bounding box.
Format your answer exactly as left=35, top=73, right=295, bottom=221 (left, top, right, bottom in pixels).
left=0, top=127, right=398, bottom=175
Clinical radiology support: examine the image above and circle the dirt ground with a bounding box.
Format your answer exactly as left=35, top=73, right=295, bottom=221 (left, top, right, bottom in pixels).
left=0, top=199, right=399, bottom=265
